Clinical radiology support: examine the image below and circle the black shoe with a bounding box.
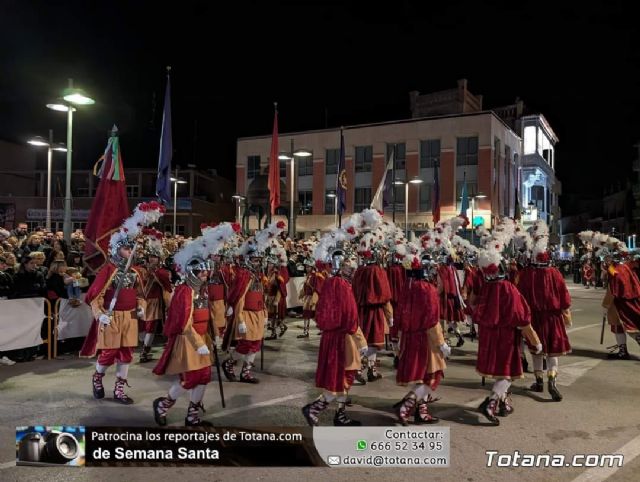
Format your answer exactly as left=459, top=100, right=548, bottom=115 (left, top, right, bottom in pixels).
left=92, top=372, right=105, bottom=399
left=113, top=378, right=134, bottom=405
left=334, top=408, right=361, bottom=426
left=302, top=398, right=329, bottom=426
left=240, top=363, right=260, bottom=384
left=415, top=400, right=439, bottom=424
left=455, top=334, right=465, bottom=348
left=139, top=346, right=153, bottom=363
left=297, top=332, right=309, bottom=339
left=367, top=366, right=382, bottom=382
left=607, top=344, right=630, bottom=360
left=478, top=397, right=500, bottom=425
left=222, top=358, right=237, bottom=382
left=278, top=324, right=288, bottom=337
left=354, top=372, right=367, bottom=385
left=529, top=376, right=544, bottom=392
left=497, top=394, right=514, bottom=417
left=153, top=397, right=174, bottom=426
left=548, top=376, right=563, bottom=402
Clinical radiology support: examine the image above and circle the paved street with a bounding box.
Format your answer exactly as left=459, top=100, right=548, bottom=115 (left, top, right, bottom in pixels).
left=1, top=283, right=639, bottom=481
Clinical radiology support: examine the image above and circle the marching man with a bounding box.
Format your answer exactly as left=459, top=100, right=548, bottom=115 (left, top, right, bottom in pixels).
left=152, top=223, right=238, bottom=426
left=474, top=236, right=542, bottom=425
left=297, top=257, right=325, bottom=339
left=138, top=229, right=173, bottom=363
left=302, top=237, right=367, bottom=426
left=394, top=251, right=450, bottom=425
left=81, top=202, right=165, bottom=404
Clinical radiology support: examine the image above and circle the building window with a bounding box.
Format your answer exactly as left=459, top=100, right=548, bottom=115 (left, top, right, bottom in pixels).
left=419, top=183, right=432, bottom=212
left=354, top=187, right=372, bottom=212
left=325, top=191, right=336, bottom=214
left=420, top=139, right=440, bottom=168
left=126, top=185, right=139, bottom=197
left=164, top=224, right=186, bottom=236
left=280, top=159, right=287, bottom=177
left=523, top=126, right=536, bottom=155
left=456, top=181, right=478, bottom=212
left=298, top=190, right=313, bottom=215
left=387, top=143, right=406, bottom=170
left=298, top=157, right=313, bottom=176
left=355, top=146, right=373, bottom=172
left=326, top=148, right=340, bottom=174
left=247, top=155, right=260, bottom=179
left=456, top=136, right=478, bottom=166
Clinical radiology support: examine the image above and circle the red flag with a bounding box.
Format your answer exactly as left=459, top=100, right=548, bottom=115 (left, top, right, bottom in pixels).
left=83, top=126, right=130, bottom=274
left=268, top=105, right=280, bottom=215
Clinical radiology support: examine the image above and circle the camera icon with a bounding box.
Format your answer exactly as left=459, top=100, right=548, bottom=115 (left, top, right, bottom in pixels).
left=17, top=430, right=81, bottom=466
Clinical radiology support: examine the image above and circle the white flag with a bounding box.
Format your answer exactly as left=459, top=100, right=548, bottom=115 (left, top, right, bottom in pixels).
left=370, top=152, right=394, bottom=212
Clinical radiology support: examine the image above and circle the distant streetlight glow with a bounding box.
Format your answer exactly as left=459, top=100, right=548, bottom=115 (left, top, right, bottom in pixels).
left=27, top=137, right=49, bottom=147
left=63, top=88, right=95, bottom=105
left=46, top=103, right=72, bottom=112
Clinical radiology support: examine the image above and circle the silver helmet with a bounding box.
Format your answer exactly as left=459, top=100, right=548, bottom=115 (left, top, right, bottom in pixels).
left=184, top=256, right=211, bottom=288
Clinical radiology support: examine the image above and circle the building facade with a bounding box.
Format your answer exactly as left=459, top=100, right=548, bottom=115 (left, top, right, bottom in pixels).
left=236, top=111, right=522, bottom=236
left=0, top=140, right=234, bottom=236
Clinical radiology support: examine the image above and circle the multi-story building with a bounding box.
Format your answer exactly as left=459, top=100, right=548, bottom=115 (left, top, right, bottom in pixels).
left=236, top=110, right=522, bottom=235
left=493, top=101, right=561, bottom=238
left=0, top=141, right=234, bottom=236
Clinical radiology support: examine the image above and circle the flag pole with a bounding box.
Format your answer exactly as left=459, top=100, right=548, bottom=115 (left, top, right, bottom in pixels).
left=391, top=146, right=396, bottom=223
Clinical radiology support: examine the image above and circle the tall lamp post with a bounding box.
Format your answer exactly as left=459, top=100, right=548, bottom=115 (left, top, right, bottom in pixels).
left=394, top=176, right=423, bottom=238
left=232, top=194, right=245, bottom=227
left=469, top=193, right=487, bottom=244
left=278, top=141, right=312, bottom=239
left=170, top=172, right=187, bottom=236
left=27, top=131, right=67, bottom=231
left=46, top=79, right=95, bottom=242
left=327, top=191, right=337, bottom=228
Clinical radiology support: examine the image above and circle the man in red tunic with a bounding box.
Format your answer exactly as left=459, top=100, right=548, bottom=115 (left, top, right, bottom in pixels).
left=302, top=245, right=366, bottom=426
left=475, top=242, right=542, bottom=425
left=138, top=231, right=173, bottom=363
left=297, top=257, right=325, bottom=339
left=395, top=253, right=450, bottom=425
left=602, top=248, right=640, bottom=359
left=352, top=232, right=393, bottom=383
left=264, top=248, right=289, bottom=340
left=582, top=259, right=595, bottom=288
left=81, top=202, right=165, bottom=404
left=386, top=252, right=407, bottom=367
left=516, top=221, right=572, bottom=401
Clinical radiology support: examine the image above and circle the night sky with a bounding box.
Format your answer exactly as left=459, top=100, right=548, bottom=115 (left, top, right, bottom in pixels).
left=1, top=0, right=638, bottom=214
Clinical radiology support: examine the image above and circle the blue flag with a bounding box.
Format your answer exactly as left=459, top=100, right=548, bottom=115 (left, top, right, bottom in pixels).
left=156, top=71, right=172, bottom=205
left=337, top=128, right=347, bottom=216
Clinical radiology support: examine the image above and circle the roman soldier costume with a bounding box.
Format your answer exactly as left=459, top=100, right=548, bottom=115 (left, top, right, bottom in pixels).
left=81, top=202, right=165, bottom=404
left=297, top=257, right=325, bottom=338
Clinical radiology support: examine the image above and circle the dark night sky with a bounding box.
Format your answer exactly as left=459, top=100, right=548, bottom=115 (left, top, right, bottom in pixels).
left=1, top=0, right=638, bottom=214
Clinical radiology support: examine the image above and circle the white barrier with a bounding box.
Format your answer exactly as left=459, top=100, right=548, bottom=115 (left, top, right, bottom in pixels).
left=0, top=298, right=45, bottom=351
left=56, top=296, right=94, bottom=341
left=286, top=277, right=305, bottom=309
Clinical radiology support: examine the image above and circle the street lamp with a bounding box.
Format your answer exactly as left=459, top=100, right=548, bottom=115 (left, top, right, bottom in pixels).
left=170, top=175, right=188, bottom=236
left=279, top=140, right=312, bottom=239
left=47, top=78, right=94, bottom=242
left=27, top=131, right=67, bottom=231
left=326, top=191, right=337, bottom=228
left=232, top=194, right=245, bottom=226
left=394, top=176, right=423, bottom=238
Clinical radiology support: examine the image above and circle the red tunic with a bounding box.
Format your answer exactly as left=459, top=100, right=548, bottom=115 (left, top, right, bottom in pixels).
left=352, top=264, right=392, bottom=347
left=153, top=284, right=194, bottom=376
left=437, top=265, right=465, bottom=322
left=315, top=276, right=359, bottom=393
left=474, top=280, right=532, bottom=379
left=517, top=266, right=572, bottom=356
left=396, top=278, right=442, bottom=386
left=386, top=264, right=406, bottom=341
left=608, top=263, right=640, bottom=333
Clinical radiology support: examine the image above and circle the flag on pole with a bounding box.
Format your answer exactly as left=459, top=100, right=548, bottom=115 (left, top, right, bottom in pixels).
left=156, top=68, right=172, bottom=205
left=432, top=160, right=441, bottom=224
left=459, top=172, right=469, bottom=227
left=268, top=104, right=280, bottom=215
left=83, top=126, right=130, bottom=273
left=371, top=151, right=394, bottom=212
left=336, top=128, right=347, bottom=217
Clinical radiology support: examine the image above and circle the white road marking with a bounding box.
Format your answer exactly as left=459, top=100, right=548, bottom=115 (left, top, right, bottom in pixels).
left=208, top=392, right=307, bottom=419
left=571, top=432, right=640, bottom=482
left=556, top=359, right=602, bottom=387
left=567, top=323, right=601, bottom=333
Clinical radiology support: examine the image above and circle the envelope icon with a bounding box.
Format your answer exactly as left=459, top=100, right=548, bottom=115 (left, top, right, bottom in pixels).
left=327, top=456, right=341, bottom=465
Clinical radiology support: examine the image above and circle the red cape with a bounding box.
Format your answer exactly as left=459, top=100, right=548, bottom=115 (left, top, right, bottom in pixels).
left=397, top=278, right=440, bottom=333
left=352, top=265, right=392, bottom=306
left=227, top=267, right=252, bottom=308
left=516, top=266, right=571, bottom=312
left=386, top=264, right=407, bottom=304
left=473, top=279, right=531, bottom=328
left=609, top=263, right=640, bottom=299
left=153, top=284, right=193, bottom=376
